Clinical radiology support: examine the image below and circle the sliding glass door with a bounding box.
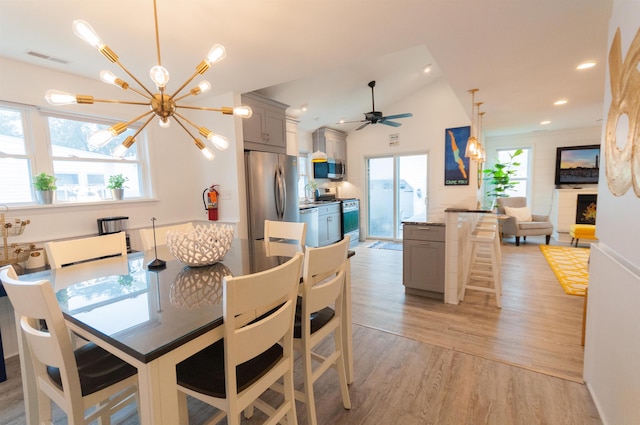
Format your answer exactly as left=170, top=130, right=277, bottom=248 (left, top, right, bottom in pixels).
left=366, top=154, right=427, bottom=240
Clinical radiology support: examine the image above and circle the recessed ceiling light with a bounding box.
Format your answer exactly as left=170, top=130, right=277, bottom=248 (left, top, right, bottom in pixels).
left=540, top=120, right=551, bottom=125
left=300, top=104, right=308, bottom=112
left=423, top=64, right=432, bottom=74
left=577, top=61, right=597, bottom=70
left=554, top=99, right=568, bottom=106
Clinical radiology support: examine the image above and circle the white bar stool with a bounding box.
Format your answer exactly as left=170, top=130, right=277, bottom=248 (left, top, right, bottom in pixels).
left=462, top=226, right=502, bottom=307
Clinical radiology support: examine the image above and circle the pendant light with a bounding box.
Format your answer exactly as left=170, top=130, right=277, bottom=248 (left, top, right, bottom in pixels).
left=465, top=88, right=479, bottom=160
left=311, top=151, right=328, bottom=163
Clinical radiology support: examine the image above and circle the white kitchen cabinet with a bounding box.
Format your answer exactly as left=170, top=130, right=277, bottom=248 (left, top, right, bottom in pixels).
left=317, top=203, right=342, bottom=247
left=285, top=117, right=299, bottom=157
left=241, top=92, right=288, bottom=154
left=403, top=223, right=446, bottom=299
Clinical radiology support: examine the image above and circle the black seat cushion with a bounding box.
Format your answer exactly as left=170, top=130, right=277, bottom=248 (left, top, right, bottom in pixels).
left=47, top=342, right=137, bottom=397
left=176, top=339, right=283, bottom=398
left=294, top=296, right=335, bottom=339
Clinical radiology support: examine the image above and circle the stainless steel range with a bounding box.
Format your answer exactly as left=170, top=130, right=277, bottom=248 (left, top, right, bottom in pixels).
left=340, top=198, right=359, bottom=246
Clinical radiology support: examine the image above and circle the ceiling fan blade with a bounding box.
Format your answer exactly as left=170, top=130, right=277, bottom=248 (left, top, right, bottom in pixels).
left=337, top=119, right=366, bottom=124
left=355, top=122, right=371, bottom=131
left=380, top=120, right=402, bottom=127
left=382, top=113, right=413, bottom=120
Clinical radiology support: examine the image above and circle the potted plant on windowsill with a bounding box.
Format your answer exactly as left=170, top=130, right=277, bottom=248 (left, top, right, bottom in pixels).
left=32, top=172, right=57, bottom=204
left=107, top=174, right=128, bottom=200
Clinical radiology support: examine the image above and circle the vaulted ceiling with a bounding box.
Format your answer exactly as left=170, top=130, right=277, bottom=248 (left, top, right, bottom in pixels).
left=0, top=0, right=612, bottom=136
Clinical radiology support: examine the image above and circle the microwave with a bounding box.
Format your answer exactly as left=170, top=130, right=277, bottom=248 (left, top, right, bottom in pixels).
left=313, top=159, right=345, bottom=180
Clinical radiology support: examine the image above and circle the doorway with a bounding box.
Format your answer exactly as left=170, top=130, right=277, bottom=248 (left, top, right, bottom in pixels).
left=366, top=154, right=427, bottom=241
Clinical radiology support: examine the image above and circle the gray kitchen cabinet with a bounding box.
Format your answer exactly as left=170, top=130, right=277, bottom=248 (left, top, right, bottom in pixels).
left=241, top=92, right=287, bottom=154
left=403, top=223, right=446, bottom=299
left=317, top=203, right=342, bottom=247
left=312, top=127, right=347, bottom=162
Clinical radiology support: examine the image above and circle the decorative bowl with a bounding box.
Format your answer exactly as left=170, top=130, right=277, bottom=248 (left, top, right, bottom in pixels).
left=166, top=224, right=234, bottom=267
left=170, top=262, right=231, bottom=309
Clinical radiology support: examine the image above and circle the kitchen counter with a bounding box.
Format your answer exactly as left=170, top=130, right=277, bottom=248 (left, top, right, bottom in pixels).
left=299, top=200, right=341, bottom=210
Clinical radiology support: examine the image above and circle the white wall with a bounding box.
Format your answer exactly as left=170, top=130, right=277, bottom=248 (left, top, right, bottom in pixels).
left=583, top=1, right=640, bottom=423
left=483, top=126, right=601, bottom=216
left=340, top=78, right=475, bottom=227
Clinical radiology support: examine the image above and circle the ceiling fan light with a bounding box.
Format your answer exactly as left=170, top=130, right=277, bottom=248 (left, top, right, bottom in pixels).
left=311, top=151, right=328, bottom=163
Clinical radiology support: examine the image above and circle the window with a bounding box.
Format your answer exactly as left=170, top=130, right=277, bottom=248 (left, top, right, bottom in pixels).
left=497, top=148, right=529, bottom=198
left=298, top=155, right=309, bottom=201
left=0, top=102, right=149, bottom=205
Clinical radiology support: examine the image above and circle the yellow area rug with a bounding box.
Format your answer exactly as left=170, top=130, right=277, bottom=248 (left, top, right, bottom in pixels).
left=539, top=245, right=590, bottom=296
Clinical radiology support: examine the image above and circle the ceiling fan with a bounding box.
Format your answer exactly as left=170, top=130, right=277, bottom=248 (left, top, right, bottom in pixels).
left=340, top=80, right=413, bottom=131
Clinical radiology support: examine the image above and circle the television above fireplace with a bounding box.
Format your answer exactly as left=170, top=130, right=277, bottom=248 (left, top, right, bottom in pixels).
left=554, top=144, right=601, bottom=186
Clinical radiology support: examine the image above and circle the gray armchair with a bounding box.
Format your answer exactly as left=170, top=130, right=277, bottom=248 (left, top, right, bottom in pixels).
left=496, top=197, right=553, bottom=246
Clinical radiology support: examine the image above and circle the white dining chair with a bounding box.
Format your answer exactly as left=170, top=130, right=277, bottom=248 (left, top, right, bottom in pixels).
left=0, top=265, right=139, bottom=425
left=275, top=236, right=351, bottom=425
left=138, top=222, right=194, bottom=251
left=44, top=232, right=127, bottom=268
left=264, top=220, right=307, bottom=258
left=175, top=252, right=304, bottom=425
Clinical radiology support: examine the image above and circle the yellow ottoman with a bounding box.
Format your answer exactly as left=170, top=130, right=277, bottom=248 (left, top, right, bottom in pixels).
left=569, top=224, right=597, bottom=247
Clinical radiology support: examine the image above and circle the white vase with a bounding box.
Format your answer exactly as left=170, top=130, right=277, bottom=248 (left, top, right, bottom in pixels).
left=111, top=188, right=124, bottom=200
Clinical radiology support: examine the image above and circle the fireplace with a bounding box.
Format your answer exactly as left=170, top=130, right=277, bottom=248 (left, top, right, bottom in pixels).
left=576, top=194, right=597, bottom=225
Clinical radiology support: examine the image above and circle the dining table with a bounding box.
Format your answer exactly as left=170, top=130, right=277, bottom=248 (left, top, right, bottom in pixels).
left=14, top=238, right=355, bottom=425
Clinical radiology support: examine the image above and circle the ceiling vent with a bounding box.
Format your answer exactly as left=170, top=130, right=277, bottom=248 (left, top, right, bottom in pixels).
left=26, top=50, right=69, bottom=64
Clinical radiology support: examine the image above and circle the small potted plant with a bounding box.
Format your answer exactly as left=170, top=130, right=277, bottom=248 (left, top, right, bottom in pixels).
left=107, top=174, right=128, bottom=200
left=32, top=172, right=57, bottom=204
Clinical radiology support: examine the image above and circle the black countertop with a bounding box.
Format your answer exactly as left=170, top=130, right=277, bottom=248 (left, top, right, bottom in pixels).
left=402, top=221, right=446, bottom=227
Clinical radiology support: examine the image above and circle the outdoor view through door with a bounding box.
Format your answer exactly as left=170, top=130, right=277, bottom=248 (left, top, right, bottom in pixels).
left=367, top=154, right=427, bottom=240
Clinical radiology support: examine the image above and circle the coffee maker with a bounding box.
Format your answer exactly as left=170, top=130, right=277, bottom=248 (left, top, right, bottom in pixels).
left=97, top=216, right=130, bottom=252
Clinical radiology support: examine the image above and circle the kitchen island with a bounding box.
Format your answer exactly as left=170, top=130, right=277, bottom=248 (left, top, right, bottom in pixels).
left=402, top=221, right=446, bottom=299
left=444, top=208, right=495, bottom=304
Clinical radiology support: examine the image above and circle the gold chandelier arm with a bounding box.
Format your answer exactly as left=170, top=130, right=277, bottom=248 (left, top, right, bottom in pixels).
left=113, top=60, right=156, bottom=97
left=172, top=111, right=201, bottom=132
left=122, top=110, right=156, bottom=128
left=92, top=99, right=152, bottom=106
left=169, top=70, right=200, bottom=99
left=153, top=0, right=162, bottom=66
left=126, top=85, right=152, bottom=100
left=177, top=105, right=234, bottom=114
left=131, top=114, right=155, bottom=139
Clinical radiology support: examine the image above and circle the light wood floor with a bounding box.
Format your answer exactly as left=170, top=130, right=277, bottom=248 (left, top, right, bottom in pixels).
left=0, top=235, right=601, bottom=424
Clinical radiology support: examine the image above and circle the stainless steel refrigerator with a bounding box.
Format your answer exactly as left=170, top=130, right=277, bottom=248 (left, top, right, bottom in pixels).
left=245, top=150, right=300, bottom=272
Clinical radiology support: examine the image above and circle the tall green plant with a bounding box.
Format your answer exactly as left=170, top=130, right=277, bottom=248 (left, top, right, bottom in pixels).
left=483, top=149, right=523, bottom=202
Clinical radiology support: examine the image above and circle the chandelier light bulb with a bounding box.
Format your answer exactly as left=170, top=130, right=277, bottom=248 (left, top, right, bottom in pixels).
left=205, top=44, right=226, bottom=65
left=208, top=133, right=229, bottom=151
left=45, top=89, right=77, bottom=105
left=159, top=117, right=171, bottom=128
left=72, top=19, right=104, bottom=50
left=233, top=106, right=253, bottom=118
left=99, top=70, right=117, bottom=85
left=200, top=146, right=215, bottom=160
left=112, top=143, right=128, bottom=158
left=198, top=80, right=211, bottom=93
left=150, top=65, right=170, bottom=88
left=88, top=129, right=116, bottom=148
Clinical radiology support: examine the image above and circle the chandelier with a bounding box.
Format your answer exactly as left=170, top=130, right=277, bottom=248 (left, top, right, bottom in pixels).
left=44, top=0, right=252, bottom=160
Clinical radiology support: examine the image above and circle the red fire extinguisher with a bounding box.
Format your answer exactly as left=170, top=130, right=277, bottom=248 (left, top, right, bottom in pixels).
left=203, top=185, right=219, bottom=221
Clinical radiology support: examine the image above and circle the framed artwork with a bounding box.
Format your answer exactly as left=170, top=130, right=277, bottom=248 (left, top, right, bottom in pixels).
left=444, top=126, right=471, bottom=186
